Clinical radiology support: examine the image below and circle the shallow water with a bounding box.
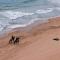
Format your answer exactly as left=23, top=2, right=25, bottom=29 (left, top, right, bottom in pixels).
left=0, top=0, right=60, bottom=34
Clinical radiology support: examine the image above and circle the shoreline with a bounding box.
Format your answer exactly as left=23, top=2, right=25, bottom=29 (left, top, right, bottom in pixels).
left=0, top=16, right=60, bottom=38
left=2, top=16, right=60, bottom=35
left=0, top=16, right=59, bottom=39
left=0, top=18, right=49, bottom=38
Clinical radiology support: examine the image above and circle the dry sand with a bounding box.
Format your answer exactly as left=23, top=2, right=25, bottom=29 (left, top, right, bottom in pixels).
left=0, top=17, right=60, bottom=60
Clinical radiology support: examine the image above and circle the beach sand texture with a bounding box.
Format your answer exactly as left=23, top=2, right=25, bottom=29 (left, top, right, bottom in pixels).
left=0, top=17, right=60, bottom=60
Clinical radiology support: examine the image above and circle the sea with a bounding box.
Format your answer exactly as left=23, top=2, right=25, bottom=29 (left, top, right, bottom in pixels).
left=0, top=0, right=60, bottom=34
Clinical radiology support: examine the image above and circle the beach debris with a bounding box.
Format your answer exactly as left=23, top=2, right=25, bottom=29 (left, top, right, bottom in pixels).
left=53, top=38, right=60, bottom=41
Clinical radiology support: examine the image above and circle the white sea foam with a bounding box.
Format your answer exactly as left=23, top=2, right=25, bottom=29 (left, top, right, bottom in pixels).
left=8, top=24, right=27, bottom=29
left=0, top=8, right=53, bottom=20
left=36, top=8, right=53, bottom=14
left=0, top=8, right=54, bottom=20
left=7, top=22, right=33, bottom=29
left=7, top=19, right=38, bottom=29
left=7, top=18, right=48, bottom=29
left=0, top=11, right=34, bottom=19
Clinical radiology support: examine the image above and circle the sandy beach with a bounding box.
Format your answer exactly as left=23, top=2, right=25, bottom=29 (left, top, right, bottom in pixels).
left=0, top=17, right=60, bottom=60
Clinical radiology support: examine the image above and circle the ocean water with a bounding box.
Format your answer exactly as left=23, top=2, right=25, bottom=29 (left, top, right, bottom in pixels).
left=0, top=0, right=60, bottom=34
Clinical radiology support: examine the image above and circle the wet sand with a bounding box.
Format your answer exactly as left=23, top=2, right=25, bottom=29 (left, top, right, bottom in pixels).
left=0, top=17, right=60, bottom=60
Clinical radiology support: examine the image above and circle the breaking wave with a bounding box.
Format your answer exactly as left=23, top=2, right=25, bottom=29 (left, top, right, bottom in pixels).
left=0, top=8, right=53, bottom=20
left=36, top=8, right=53, bottom=14
left=0, top=11, right=34, bottom=19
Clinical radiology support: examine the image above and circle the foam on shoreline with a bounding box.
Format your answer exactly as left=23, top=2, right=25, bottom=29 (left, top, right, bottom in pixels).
left=0, top=18, right=49, bottom=38
left=0, top=16, right=60, bottom=38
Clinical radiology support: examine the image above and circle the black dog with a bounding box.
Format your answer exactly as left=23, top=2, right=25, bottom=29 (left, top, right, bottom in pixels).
left=9, top=36, right=15, bottom=44
left=14, top=37, right=20, bottom=44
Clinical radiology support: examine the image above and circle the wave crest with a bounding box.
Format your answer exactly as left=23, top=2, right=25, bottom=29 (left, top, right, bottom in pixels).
left=0, top=11, right=34, bottom=19
left=36, top=8, right=53, bottom=14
